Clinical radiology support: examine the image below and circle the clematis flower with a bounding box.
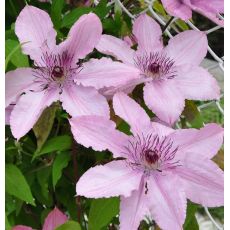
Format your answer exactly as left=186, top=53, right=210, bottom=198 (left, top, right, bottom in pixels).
left=6, top=6, right=109, bottom=139
left=161, top=0, right=224, bottom=26
left=71, top=92, right=224, bottom=230
left=77, top=14, right=220, bottom=125
left=12, top=207, right=68, bottom=230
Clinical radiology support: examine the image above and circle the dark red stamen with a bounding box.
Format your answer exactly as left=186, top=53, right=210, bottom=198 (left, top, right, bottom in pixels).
left=52, top=66, right=64, bottom=78
left=134, top=52, right=176, bottom=80
left=123, top=133, right=181, bottom=172
left=144, top=149, right=159, bottom=164
left=148, top=62, right=160, bottom=74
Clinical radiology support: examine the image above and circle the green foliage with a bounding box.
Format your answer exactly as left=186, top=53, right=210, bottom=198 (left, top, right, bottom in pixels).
left=33, top=104, right=58, bottom=153
left=6, top=164, right=35, bottom=206
left=61, top=0, right=112, bottom=28
left=184, top=203, right=199, bottom=230
left=5, top=39, right=29, bottom=70
left=34, top=135, right=72, bottom=158
left=182, top=100, right=204, bottom=128
left=88, top=197, right=120, bottom=230
left=5, top=215, right=11, bottom=230
left=51, top=0, right=65, bottom=29
left=52, top=152, right=71, bottom=188
left=61, top=7, right=92, bottom=28
left=56, top=221, right=81, bottom=230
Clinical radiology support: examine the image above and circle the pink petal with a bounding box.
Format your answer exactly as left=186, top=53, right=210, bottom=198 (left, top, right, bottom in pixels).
left=12, top=226, right=33, bottom=230
left=150, top=122, right=174, bottom=136
left=70, top=115, right=128, bottom=158
left=15, top=5, right=56, bottom=62
left=10, top=89, right=59, bottom=139
left=119, top=179, right=149, bottom=230
left=123, top=35, right=135, bottom=47
left=191, top=3, right=224, bottom=26
left=99, top=77, right=146, bottom=99
left=165, top=30, right=208, bottom=66
left=60, top=84, right=109, bottom=118
left=170, top=123, right=224, bottom=160
left=133, top=14, right=163, bottom=54
left=175, top=153, right=224, bottom=207
left=58, top=13, right=102, bottom=63
left=175, top=65, right=220, bottom=100
left=42, top=207, right=68, bottom=230
left=6, top=104, right=14, bottom=125
left=147, top=173, right=186, bottom=230
left=113, top=92, right=151, bottom=134
left=161, top=0, right=192, bottom=20
left=143, top=81, right=185, bottom=125
left=77, top=57, right=140, bottom=89
left=76, top=160, right=142, bottom=198
left=190, top=0, right=224, bottom=13
left=6, top=68, right=35, bottom=107
left=96, top=35, right=135, bottom=64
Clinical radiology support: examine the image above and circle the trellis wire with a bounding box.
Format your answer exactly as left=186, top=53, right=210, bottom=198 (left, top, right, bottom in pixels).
left=110, top=0, right=224, bottom=229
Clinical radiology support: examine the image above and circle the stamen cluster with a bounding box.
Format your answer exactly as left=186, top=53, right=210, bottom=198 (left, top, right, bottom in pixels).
left=124, top=133, right=180, bottom=174
left=33, top=51, right=80, bottom=91
left=134, top=52, right=176, bottom=81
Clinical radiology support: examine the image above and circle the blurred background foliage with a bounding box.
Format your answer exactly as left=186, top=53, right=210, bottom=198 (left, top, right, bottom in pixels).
left=5, top=0, right=224, bottom=229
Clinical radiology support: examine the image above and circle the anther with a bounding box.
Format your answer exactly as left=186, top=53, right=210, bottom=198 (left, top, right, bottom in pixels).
left=52, top=66, right=64, bottom=78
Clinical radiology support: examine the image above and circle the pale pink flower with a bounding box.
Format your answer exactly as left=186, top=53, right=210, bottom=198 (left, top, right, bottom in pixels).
left=12, top=207, right=68, bottom=230
left=12, top=226, right=32, bottom=230
left=6, top=6, right=109, bottom=139
left=77, top=14, right=220, bottom=125
left=161, top=0, right=224, bottom=26
left=71, top=92, right=224, bottom=230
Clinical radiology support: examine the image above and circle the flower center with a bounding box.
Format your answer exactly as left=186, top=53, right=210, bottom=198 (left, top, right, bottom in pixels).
left=32, top=51, right=80, bottom=91
left=52, top=66, right=64, bottom=79
left=148, top=62, right=161, bottom=74
left=144, top=149, right=159, bottom=164
left=124, top=134, right=180, bottom=174
left=134, top=52, right=176, bottom=81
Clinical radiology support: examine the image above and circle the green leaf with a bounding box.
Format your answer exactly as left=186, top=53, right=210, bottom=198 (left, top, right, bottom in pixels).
left=153, top=0, right=167, bottom=16
left=5, top=215, right=11, bottom=230
left=61, top=1, right=112, bottom=28
left=55, top=221, right=81, bottom=230
left=61, top=7, right=92, bottom=28
left=34, top=135, right=72, bottom=158
left=52, top=152, right=71, bottom=188
left=208, top=206, right=224, bottom=220
left=175, top=19, right=189, bottom=31
left=117, top=120, right=131, bottom=135
left=88, top=197, right=120, bottom=230
left=182, top=100, right=204, bottom=128
left=93, top=0, right=112, bottom=19
left=183, top=203, right=199, bottom=230
left=51, top=0, right=65, bottom=29
left=6, top=164, right=35, bottom=206
left=37, top=166, right=51, bottom=200
left=212, top=149, right=224, bottom=170
left=33, top=104, right=58, bottom=153
left=5, top=40, right=29, bottom=70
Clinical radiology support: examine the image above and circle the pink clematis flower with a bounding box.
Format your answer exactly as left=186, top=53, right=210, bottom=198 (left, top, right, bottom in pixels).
left=6, top=6, right=109, bottom=139
left=71, top=92, right=224, bottom=230
left=161, top=0, right=224, bottom=26
left=77, top=14, right=220, bottom=125
left=12, top=207, right=68, bottom=230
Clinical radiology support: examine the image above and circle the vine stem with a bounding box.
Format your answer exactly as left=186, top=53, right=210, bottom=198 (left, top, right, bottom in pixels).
left=72, top=138, right=82, bottom=223
left=162, top=16, right=174, bottom=33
